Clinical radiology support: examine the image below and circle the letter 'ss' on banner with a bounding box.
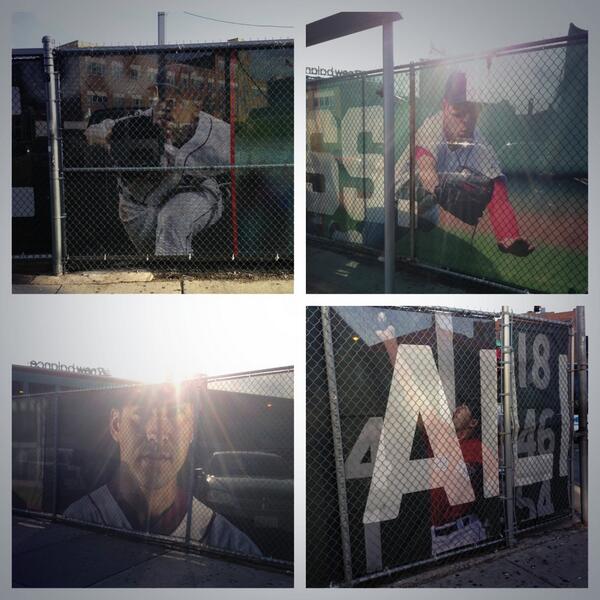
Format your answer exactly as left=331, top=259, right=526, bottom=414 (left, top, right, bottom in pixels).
left=328, top=307, right=503, bottom=578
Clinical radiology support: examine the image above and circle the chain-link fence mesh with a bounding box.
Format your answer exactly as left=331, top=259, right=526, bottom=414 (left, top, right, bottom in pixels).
left=306, top=306, right=576, bottom=586
left=12, top=367, right=293, bottom=569
left=307, top=31, right=587, bottom=292
left=11, top=39, right=293, bottom=274
left=12, top=52, right=53, bottom=258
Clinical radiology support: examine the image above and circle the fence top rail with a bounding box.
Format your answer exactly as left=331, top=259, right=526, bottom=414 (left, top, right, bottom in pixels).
left=12, top=48, right=44, bottom=58
left=512, top=313, right=573, bottom=327
left=12, top=365, right=294, bottom=400
left=208, top=365, right=294, bottom=382
left=51, top=38, right=293, bottom=55
left=329, top=305, right=501, bottom=320
left=305, top=32, right=587, bottom=84
left=12, top=379, right=203, bottom=400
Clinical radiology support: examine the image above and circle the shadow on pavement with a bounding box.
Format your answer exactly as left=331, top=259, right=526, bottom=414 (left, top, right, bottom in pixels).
left=13, top=515, right=292, bottom=588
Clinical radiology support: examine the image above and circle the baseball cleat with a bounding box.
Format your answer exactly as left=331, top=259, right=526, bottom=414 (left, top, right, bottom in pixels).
left=497, top=237, right=535, bottom=257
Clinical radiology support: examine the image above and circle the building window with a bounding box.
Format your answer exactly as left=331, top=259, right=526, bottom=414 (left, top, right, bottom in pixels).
left=166, top=71, right=175, bottom=86
left=147, top=68, right=158, bottom=82
left=112, top=62, right=124, bottom=78
left=131, top=96, right=143, bottom=108
left=90, top=92, right=108, bottom=104
left=129, top=66, right=140, bottom=80
left=88, top=61, right=105, bottom=76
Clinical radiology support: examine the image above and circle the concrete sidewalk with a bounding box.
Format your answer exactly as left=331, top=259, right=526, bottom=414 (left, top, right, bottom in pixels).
left=389, top=521, right=587, bottom=588
left=12, top=271, right=293, bottom=294
left=12, top=515, right=292, bottom=588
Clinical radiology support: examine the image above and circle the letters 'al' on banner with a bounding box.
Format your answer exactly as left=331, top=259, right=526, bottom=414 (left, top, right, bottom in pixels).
left=328, top=307, right=503, bottom=578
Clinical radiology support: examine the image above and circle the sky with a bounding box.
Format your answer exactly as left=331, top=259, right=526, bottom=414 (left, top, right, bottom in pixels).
left=9, top=0, right=597, bottom=72
left=7, top=296, right=297, bottom=382
left=5, top=294, right=581, bottom=383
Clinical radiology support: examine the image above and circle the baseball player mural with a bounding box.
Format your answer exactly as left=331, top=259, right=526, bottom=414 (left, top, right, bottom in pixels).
left=307, top=71, right=535, bottom=256
left=394, top=71, right=534, bottom=256
left=64, top=384, right=262, bottom=556
left=84, top=85, right=230, bottom=256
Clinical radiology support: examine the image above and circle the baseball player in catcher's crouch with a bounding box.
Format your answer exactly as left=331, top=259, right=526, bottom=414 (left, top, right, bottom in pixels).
left=84, top=88, right=229, bottom=256
left=65, top=385, right=261, bottom=556
left=395, top=70, right=534, bottom=257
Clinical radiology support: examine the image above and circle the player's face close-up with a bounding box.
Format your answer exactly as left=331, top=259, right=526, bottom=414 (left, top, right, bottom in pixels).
left=443, top=101, right=479, bottom=142
left=112, top=396, right=194, bottom=491
left=153, top=96, right=199, bottom=148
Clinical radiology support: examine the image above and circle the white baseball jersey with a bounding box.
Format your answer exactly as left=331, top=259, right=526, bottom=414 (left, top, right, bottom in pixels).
left=64, top=485, right=262, bottom=557
left=394, top=111, right=502, bottom=228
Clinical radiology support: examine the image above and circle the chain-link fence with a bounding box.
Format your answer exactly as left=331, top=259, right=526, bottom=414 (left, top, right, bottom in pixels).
left=13, top=38, right=293, bottom=274
left=12, top=50, right=53, bottom=259
left=306, top=306, right=578, bottom=586
left=307, top=30, right=587, bottom=293
left=12, top=367, right=293, bottom=569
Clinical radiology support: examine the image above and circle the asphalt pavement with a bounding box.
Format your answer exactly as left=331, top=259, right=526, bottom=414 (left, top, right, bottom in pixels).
left=12, top=514, right=293, bottom=588
left=306, top=243, right=501, bottom=294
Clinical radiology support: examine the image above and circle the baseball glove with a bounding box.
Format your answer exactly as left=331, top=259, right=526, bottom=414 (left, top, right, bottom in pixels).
left=435, top=168, right=494, bottom=226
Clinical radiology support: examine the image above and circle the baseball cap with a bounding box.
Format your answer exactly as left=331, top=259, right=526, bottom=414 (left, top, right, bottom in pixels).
left=443, top=71, right=470, bottom=105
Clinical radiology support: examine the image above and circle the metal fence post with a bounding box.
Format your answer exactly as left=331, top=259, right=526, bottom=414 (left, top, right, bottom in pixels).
left=501, top=306, right=516, bottom=546
left=185, top=378, right=205, bottom=545
left=408, top=63, right=416, bottom=260
left=42, top=36, right=64, bottom=276
left=575, top=306, right=588, bottom=525
left=362, top=74, right=367, bottom=206
left=229, top=48, right=239, bottom=259
left=320, top=306, right=353, bottom=585
left=568, top=321, right=575, bottom=515
left=382, top=22, right=395, bottom=293
left=51, top=394, right=59, bottom=517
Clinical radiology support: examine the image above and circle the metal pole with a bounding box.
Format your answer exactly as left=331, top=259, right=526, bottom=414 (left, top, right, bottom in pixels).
left=229, top=49, right=238, bottom=258
left=158, top=12, right=166, bottom=45
left=362, top=74, right=367, bottom=207
left=52, top=394, right=59, bottom=517
left=575, top=306, right=588, bottom=525
left=382, top=22, right=395, bottom=293
left=569, top=322, right=575, bottom=515
left=408, top=64, right=416, bottom=260
left=185, top=378, right=204, bottom=544
left=320, top=307, right=353, bottom=585
left=501, top=306, right=516, bottom=546
left=42, top=36, right=64, bottom=276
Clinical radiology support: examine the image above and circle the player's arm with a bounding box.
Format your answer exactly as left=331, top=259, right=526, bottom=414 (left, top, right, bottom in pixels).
left=375, top=312, right=399, bottom=366
left=416, top=149, right=439, bottom=194
left=84, top=109, right=151, bottom=150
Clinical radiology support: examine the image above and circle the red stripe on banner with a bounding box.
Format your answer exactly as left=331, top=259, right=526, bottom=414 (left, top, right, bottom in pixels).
left=229, top=50, right=238, bottom=257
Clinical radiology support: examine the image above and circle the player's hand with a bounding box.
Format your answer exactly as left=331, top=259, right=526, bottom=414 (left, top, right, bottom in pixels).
left=84, top=119, right=115, bottom=150
left=375, top=311, right=396, bottom=343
